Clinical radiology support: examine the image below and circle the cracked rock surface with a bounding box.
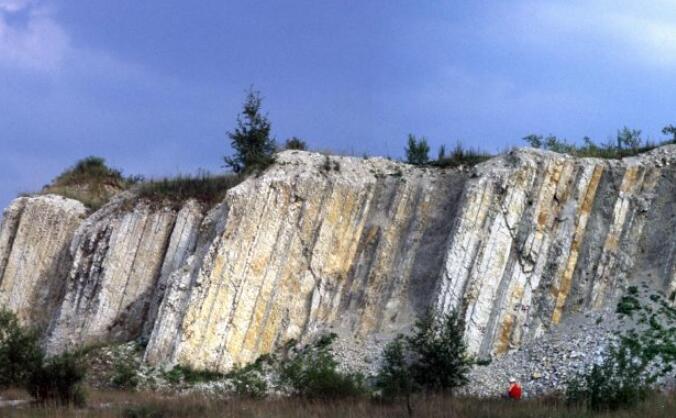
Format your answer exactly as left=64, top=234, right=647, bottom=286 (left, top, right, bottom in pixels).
left=0, top=146, right=673, bottom=393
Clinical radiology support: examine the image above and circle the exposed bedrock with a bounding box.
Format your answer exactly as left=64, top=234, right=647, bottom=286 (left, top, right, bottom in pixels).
left=435, top=146, right=675, bottom=358
left=0, top=195, right=87, bottom=329
left=145, top=153, right=466, bottom=371
left=0, top=146, right=674, bottom=373
left=44, top=196, right=203, bottom=354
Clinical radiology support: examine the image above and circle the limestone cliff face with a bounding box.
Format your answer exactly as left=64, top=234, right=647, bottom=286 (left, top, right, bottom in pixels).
left=434, top=147, right=675, bottom=357
left=144, top=153, right=467, bottom=370
left=0, top=195, right=86, bottom=329
left=45, top=196, right=203, bottom=354
left=0, top=147, right=674, bottom=372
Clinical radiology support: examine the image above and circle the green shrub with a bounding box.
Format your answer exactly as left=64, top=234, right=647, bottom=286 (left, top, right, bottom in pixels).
left=0, top=310, right=87, bottom=405
left=566, top=338, right=651, bottom=411
left=405, top=134, right=430, bottom=165
left=567, top=290, right=676, bottom=411
left=616, top=295, right=641, bottom=316
left=43, top=156, right=139, bottom=210
left=284, top=137, right=307, bottom=150
left=376, top=309, right=471, bottom=401
left=279, top=333, right=366, bottom=399
left=52, top=156, right=126, bottom=187
left=0, top=310, right=43, bottom=389
left=26, top=351, right=87, bottom=406
left=112, top=359, right=140, bottom=389
left=162, top=365, right=224, bottom=385
left=162, top=367, right=183, bottom=385
left=375, top=336, right=415, bottom=400
left=227, top=361, right=268, bottom=399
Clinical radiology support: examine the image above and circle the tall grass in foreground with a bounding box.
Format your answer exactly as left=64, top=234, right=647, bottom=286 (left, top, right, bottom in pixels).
left=0, top=389, right=673, bottom=418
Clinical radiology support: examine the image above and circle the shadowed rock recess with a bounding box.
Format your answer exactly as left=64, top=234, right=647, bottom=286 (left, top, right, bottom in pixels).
left=0, top=148, right=674, bottom=373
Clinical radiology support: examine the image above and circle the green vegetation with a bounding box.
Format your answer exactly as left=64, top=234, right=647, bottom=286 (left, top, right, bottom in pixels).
left=161, top=365, right=224, bottom=385
left=432, top=142, right=492, bottom=168
left=661, top=124, right=676, bottom=143
left=0, top=310, right=86, bottom=406
left=616, top=295, right=641, bottom=316
left=567, top=290, right=675, bottom=411
left=279, top=333, right=366, bottom=399
left=0, top=310, right=43, bottom=389
left=51, top=156, right=129, bottom=188
left=43, top=156, right=140, bottom=210
left=111, top=359, right=139, bottom=390
left=226, top=356, right=271, bottom=399
left=224, top=88, right=276, bottom=174
left=27, top=351, right=87, bottom=406
left=320, top=155, right=340, bottom=172
left=404, top=134, right=430, bottom=165
left=522, top=126, right=674, bottom=159
left=284, top=137, right=307, bottom=150
left=136, top=172, right=241, bottom=209
left=376, top=309, right=471, bottom=405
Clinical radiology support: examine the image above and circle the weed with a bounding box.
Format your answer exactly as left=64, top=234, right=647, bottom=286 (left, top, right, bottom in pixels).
left=136, top=173, right=241, bottom=209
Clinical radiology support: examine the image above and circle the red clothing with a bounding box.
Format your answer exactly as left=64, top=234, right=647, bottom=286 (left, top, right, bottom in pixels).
left=508, top=383, right=522, bottom=400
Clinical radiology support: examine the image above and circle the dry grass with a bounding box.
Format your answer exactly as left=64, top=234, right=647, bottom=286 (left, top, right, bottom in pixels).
left=40, top=156, right=138, bottom=211
left=0, top=388, right=673, bottom=418
left=135, top=173, right=242, bottom=209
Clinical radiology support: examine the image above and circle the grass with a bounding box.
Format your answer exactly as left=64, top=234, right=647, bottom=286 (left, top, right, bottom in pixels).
left=40, top=156, right=140, bottom=211
left=523, top=134, right=675, bottom=159
left=0, top=389, right=673, bottom=417
left=432, top=143, right=493, bottom=168
left=135, top=173, right=242, bottom=209
left=36, top=156, right=242, bottom=212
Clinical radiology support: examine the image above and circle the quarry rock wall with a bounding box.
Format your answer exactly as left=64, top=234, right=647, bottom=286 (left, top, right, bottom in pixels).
left=0, top=146, right=673, bottom=372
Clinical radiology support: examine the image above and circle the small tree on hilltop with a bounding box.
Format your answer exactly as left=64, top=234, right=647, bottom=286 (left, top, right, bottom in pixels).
left=437, top=144, right=446, bottom=160
left=405, top=134, right=430, bottom=165
left=224, top=88, right=276, bottom=173
left=285, top=137, right=307, bottom=150
left=617, top=127, right=642, bottom=150
left=662, top=124, right=676, bottom=143
left=523, top=134, right=543, bottom=148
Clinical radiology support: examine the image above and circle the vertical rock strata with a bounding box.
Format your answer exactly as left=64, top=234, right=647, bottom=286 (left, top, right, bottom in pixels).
left=145, top=153, right=466, bottom=371
left=0, top=147, right=674, bottom=372
left=46, top=197, right=182, bottom=353
left=435, top=147, right=674, bottom=357
left=0, top=195, right=86, bottom=328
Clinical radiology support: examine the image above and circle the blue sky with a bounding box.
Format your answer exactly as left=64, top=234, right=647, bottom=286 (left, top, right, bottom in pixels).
left=2, top=0, right=676, bottom=209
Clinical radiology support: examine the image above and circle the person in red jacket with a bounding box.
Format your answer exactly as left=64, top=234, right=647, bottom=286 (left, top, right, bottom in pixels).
left=507, top=377, right=522, bottom=400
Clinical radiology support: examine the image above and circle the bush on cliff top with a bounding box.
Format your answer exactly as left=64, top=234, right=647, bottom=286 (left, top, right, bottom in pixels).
left=42, top=156, right=140, bottom=210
